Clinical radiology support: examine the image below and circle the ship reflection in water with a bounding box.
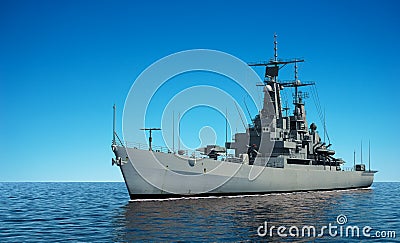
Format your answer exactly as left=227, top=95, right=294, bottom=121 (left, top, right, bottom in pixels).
left=113, top=183, right=399, bottom=242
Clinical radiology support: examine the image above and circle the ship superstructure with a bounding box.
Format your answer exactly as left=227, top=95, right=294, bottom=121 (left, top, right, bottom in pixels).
left=229, top=35, right=340, bottom=170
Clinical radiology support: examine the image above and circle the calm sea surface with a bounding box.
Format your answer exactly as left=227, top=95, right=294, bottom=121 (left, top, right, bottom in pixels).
left=0, top=182, right=398, bottom=242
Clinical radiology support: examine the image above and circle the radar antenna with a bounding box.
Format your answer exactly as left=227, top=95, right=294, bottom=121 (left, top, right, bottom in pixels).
left=248, top=33, right=304, bottom=83
left=140, top=128, right=161, bottom=151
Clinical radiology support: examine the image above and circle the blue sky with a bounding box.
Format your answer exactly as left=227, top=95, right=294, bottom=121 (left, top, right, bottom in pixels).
left=1, top=0, right=399, bottom=182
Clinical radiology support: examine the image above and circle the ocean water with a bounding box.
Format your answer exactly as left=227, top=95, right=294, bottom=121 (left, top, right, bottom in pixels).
left=0, top=182, right=398, bottom=242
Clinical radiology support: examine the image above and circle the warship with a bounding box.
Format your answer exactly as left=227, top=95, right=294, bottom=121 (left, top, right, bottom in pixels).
left=111, top=36, right=376, bottom=199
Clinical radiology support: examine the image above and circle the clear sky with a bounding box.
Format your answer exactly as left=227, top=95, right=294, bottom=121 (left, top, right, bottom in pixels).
left=1, top=0, right=399, bottom=182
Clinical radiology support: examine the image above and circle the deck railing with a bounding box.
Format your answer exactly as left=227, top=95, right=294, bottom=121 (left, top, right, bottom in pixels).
left=123, top=141, right=207, bottom=158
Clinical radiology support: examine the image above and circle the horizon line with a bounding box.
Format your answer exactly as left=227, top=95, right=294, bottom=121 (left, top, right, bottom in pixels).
left=0, top=180, right=398, bottom=183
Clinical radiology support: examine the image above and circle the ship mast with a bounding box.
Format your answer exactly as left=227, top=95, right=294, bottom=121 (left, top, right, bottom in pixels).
left=273, top=33, right=279, bottom=118
left=248, top=34, right=305, bottom=119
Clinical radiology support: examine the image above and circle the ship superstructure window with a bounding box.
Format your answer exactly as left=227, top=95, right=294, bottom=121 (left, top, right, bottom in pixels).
left=290, top=121, right=296, bottom=130
left=287, top=159, right=310, bottom=165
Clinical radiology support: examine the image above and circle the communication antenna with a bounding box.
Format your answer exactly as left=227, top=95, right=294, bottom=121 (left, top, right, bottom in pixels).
left=274, top=33, right=278, bottom=62
left=368, top=140, right=371, bottom=171
left=225, top=108, right=228, bottom=156
left=361, top=140, right=363, bottom=164
left=140, top=128, right=161, bottom=151
left=283, top=101, right=290, bottom=117
left=323, top=109, right=326, bottom=143
left=244, top=98, right=259, bottom=136
left=112, top=104, right=116, bottom=145
left=234, top=101, right=246, bottom=129
left=172, top=111, right=175, bottom=153
left=178, top=112, right=181, bottom=151
left=353, top=150, right=356, bottom=169
left=244, top=99, right=253, bottom=123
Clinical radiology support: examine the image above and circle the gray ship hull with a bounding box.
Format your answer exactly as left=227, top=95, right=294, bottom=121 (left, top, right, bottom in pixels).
left=114, top=146, right=374, bottom=199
